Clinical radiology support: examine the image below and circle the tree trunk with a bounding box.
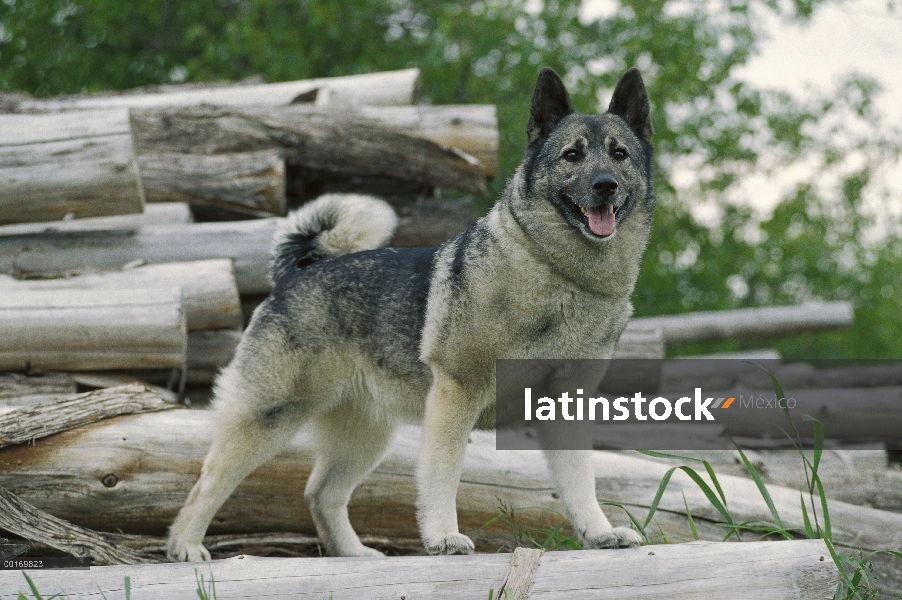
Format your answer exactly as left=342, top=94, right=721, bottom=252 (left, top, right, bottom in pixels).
left=0, top=110, right=144, bottom=225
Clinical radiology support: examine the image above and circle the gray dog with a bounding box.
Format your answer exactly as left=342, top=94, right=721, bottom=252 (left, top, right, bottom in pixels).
left=167, top=66, right=655, bottom=561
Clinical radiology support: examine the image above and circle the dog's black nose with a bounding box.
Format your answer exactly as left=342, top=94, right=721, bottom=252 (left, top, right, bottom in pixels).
left=592, top=176, right=618, bottom=197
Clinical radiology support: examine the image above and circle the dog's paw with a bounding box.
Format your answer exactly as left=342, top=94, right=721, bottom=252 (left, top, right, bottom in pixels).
left=425, top=532, right=475, bottom=555
left=582, top=526, right=643, bottom=549
left=166, top=541, right=211, bottom=562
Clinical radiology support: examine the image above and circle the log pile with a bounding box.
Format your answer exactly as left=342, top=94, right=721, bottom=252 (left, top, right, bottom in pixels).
left=2, top=69, right=898, bottom=595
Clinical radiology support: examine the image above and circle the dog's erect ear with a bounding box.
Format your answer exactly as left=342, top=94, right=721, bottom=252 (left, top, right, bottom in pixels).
left=608, top=68, right=653, bottom=141
left=527, top=67, right=574, bottom=145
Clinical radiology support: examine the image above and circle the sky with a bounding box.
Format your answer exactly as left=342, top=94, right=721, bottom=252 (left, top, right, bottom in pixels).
left=735, top=0, right=902, bottom=125
left=584, top=0, right=902, bottom=229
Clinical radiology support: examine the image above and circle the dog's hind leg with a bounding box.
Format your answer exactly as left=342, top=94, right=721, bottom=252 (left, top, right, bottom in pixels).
left=305, top=407, right=395, bottom=557
left=166, top=365, right=311, bottom=562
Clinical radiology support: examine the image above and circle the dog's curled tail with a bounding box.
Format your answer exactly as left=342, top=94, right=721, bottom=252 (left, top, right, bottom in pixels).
left=270, top=193, right=399, bottom=283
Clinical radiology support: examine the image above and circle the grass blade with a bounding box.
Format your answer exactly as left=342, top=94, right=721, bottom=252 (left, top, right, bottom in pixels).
left=800, top=492, right=815, bottom=538
left=642, top=467, right=677, bottom=529
left=21, top=572, right=44, bottom=600
left=682, top=491, right=699, bottom=541
left=733, top=442, right=789, bottom=537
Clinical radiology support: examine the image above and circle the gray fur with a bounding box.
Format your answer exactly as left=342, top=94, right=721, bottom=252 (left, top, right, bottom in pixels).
left=167, top=67, right=655, bottom=562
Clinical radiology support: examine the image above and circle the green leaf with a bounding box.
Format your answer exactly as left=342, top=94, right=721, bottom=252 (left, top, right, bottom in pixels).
left=682, top=492, right=699, bottom=541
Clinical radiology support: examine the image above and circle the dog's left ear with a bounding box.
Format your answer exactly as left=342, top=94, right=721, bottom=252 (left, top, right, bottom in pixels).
left=527, top=67, right=574, bottom=145
left=608, top=68, right=653, bottom=141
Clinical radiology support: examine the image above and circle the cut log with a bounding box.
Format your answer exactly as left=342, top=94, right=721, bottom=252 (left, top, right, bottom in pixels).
left=0, top=540, right=837, bottom=599
left=0, top=384, right=178, bottom=448
left=0, top=109, right=144, bottom=224
left=0, top=203, right=192, bottom=236
left=130, top=105, right=488, bottom=196
left=0, top=372, right=75, bottom=400
left=138, top=150, right=286, bottom=217
left=2, top=414, right=899, bottom=558
left=0, top=259, right=241, bottom=331
left=0, top=219, right=277, bottom=294
left=16, top=69, right=421, bottom=111
left=629, top=302, right=854, bottom=344
left=0, top=287, right=186, bottom=371
left=388, top=194, right=475, bottom=248
left=356, top=104, right=499, bottom=178
left=187, top=329, right=242, bottom=369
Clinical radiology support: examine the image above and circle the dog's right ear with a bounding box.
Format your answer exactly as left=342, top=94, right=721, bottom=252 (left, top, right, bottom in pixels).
left=527, top=67, right=574, bottom=145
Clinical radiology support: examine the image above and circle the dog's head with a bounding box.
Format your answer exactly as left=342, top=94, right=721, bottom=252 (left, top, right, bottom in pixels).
left=512, top=67, right=655, bottom=246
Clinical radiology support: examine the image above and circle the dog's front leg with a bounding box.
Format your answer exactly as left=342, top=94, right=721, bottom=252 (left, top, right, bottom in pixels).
left=416, top=370, right=480, bottom=555
left=543, top=449, right=642, bottom=549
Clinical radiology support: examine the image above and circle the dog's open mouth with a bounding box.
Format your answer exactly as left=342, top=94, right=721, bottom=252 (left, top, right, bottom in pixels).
left=572, top=201, right=619, bottom=238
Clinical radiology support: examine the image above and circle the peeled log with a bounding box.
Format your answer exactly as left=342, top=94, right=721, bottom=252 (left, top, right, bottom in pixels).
left=0, top=287, right=186, bottom=371
left=15, top=69, right=421, bottom=111
left=0, top=110, right=144, bottom=224
left=1, top=413, right=898, bottom=558
left=0, top=203, right=192, bottom=236
left=138, top=150, right=286, bottom=217
left=130, top=105, right=488, bottom=196
left=0, top=219, right=277, bottom=294
left=0, top=540, right=837, bottom=600
left=630, top=302, right=854, bottom=344
left=0, top=259, right=241, bottom=331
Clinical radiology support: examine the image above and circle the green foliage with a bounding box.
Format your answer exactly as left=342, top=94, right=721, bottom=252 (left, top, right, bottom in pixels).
left=2, top=0, right=899, bottom=358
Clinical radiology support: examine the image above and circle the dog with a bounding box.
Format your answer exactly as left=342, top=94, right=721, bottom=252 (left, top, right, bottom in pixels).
left=166, top=66, right=655, bottom=561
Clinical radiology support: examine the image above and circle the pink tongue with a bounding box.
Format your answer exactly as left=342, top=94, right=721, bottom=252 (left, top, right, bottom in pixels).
left=587, top=204, right=615, bottom=237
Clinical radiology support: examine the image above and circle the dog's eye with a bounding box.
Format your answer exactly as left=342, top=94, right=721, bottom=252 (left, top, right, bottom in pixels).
left=563, top=149, right=582, bottom=162
left=612, top=148, right=628, bottom=161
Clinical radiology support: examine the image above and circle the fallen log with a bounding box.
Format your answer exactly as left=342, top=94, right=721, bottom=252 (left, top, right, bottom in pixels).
left=0, top=110, right=144, bottom=224
left=15, top=69, right=421, bottom=111
left=0, top=219, right=277, bottom=294
left=0, top=372, right=75, bottom=399
left=2, top=414, right=899, bottom=556
left=0, top=287, right=186, bottom=371
left=0, top=384, right=178, bottom=448
left=130, top=105, right=488, bottom=196
left=630, top=301, right=854, bottom=344
left=0, top=259, right=241, bottom=331
left=0, top=540, right=837, bottom=600
left=0, top=203, right=192, bottom=236
left=138, top=150, right=286, bottom=216
left=0, top=487, right=160, bottom=565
